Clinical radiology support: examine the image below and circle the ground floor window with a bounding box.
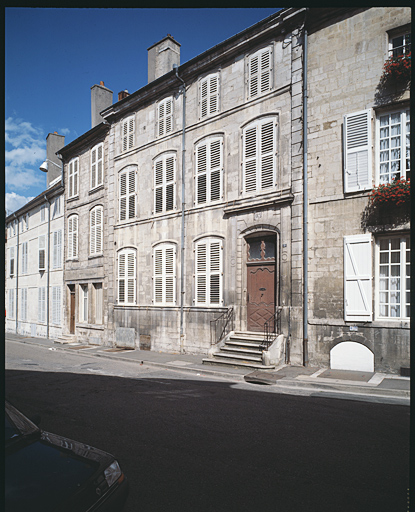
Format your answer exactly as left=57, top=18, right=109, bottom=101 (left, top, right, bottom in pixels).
left=93, top=283, right=103, bottom=324
left=80, top=284, right=88, bottom=323
left=8, top=289, right=15, bottom=319
left=377, top=236, right=410, bottom=319
left=52, top=286, right=61, bottom=325
left=20, top=288, right=28, bottom=322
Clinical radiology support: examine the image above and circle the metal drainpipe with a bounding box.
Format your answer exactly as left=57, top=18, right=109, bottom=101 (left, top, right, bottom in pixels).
left=303, top=10, right=309, bottom=366
left=14, top=214, right=19, bottom=334
left=44, top=195, right=51, bottom=340
left=175, top=65, right=186, bottom=354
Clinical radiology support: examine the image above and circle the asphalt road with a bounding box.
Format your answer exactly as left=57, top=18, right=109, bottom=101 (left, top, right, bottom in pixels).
left=5, top=340, right=410, bottom=512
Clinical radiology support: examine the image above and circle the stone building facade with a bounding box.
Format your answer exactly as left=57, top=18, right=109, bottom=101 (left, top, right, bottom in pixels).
left=5, top=133, right=65, bottom=339
left=306, top=8, right=411, bottom=373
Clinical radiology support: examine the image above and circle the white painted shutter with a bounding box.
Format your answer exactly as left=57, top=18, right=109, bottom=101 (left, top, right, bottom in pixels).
left=95, top=207, right=102, bottom=253
left=210, top=139, right=222, bottom=201
left=155, top=160, right=164, bottom=213
left=249, top=54, right=259, bottom=98
left=90, top=208, right=96, bottom=254
left=200, top=79, right=208, bottom=119
left=118, top=252, right=126, bottom=303
left=249, top=48, right=272, bottom=98
left=52, top=286, right=61, bottom=325
left=122, top=117, right=135, bottom=151
left=154, top=155, right=175, bottom=213
left=154, top=248, right=163, bottom=304
left=53, top=230, right=62, bottom=268
left=158, top=98, right=173, bottom=136
left=260, top=120, right=275, bottom=189
left=21, top=242, right=28, bottom=274
left=344, top=110, right=372, bottom=192
left=39, top=236, right=46, bottom=270
left=344, top=234, right=372, bottom=321
left=73, top=159, right=78, bottom=196
left=68, top=161, right=73, bottom=198
left=10, top=247, right=15, bottom=277
left=127, top=251, right=136, bottom=304
left=196, top=239, right=223, bottom=306
left=91, top=146, right=97, bottom=189
left=128, top=169, right=136, bottom=218
left=260, top=48, right=271, bottom=93
left=21, top=288, right=27, bottom=321
left=68, top=216, right=78, bottom=258
left=196, top=143, right=207, bottom=204
left=200, top=74, right=219, bottom=118
left=244, top=125, right=258, bottom=192
left=38, top=287, right=46, bottom=323
left=196, top=243, right=207, bottom=303
left=154, top=245, right=176, bottom=305
left=209, top=241, right=222, bottom=305
left=165, top=155, right=175, bottom=211
left=119, top=172, right=127, bottom=220
left=165, top=98, right=173, bottom=134
left=165, top=246, right=175, bottom=304
left=97, top=144, right=103, bottom=185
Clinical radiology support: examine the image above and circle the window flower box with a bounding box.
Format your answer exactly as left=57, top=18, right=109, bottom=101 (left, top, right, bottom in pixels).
left=380, top=52, right=411, bottom=85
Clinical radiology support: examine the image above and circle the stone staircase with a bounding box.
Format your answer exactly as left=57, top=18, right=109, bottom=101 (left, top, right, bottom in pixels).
left=202, top=331, right=276, bottom=370
left=54, top=334, right=78, bottom=345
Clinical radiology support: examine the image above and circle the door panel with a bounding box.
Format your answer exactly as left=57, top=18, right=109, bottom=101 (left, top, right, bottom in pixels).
left=70, top=288, right=75, bottom=334
left=246, top=235, right=276, bottom=332
left=247, top=264, right=275, bottom=331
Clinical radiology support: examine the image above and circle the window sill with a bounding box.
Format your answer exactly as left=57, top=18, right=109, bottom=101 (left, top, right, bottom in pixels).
left=88, top=254, right=103, bottom=260
left=224, top=188, right=293, bottom=215
left=67, top=195, right=79, bottom=203
left=89, top=184, right=104, bottom=195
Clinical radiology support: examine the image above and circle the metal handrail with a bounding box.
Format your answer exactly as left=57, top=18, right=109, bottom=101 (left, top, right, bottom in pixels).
left=262, top=306, right=283, bottom=350
left=210, top=307, right=234, bottom=345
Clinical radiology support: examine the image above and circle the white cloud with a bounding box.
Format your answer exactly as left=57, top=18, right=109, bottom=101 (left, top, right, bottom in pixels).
left=6, top=192, right=35, bottom=215
left=58, top=127, right=71, bottom=136
left=5, top=117, right=46, bottom=192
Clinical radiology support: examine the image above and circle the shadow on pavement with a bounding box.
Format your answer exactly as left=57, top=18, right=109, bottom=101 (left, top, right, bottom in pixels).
left=5, top=369, right=410, bottom=512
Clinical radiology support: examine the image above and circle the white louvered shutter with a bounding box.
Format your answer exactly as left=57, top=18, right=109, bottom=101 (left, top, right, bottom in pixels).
left=249, top=47, right=272, bottom=98
left=122, top=117, right=135, bottom=151
left=38, top=287, right=46, bottom=323
left=127, top=251, right=136, bottom=304
left=119, top=169, right=136, bottom=220
left=154, top=245, right=176, bottom=305
left=119, top=172, right=127, bottom=220
left=73, top=159, right=78, bottom=196
left=344, top=110, right=372, bottom=193
left=154, top=155, right=175, bottom=213
left=244, top=125, right=258, bottom=192
left=52, top=286, right=61, bottom=325
left=118, top=252, right=126, bottom=303
left=200, top=74, right=219, bottom=118
left=196, top=239, right=223, bottom=306
left=21, top=288, right=27, bottom=322
left=90, top=208, right=96, bottom=255
left=68, top=161, right=73, bottom=197
left=344, top=234, right=372, bottom=321
left=158, top=98, right=173, bottom=137
left=196, top=138, right=223, bottom=204
left=21, top=242, right=27, bottom=274
left=196, top=143, right=207, bottom=204
left=96, top=207, right=102, bottom=253
left=39, top=236, right=46, bottom=270
left=68, top=216, right=78, bottom=259
left=97, top=144, right=103, bottom=185
left=260, top=120, right=275, bottom=190
left=52, top=230, right=62, bottom=269
left=91, top=146, right=97, bottom=189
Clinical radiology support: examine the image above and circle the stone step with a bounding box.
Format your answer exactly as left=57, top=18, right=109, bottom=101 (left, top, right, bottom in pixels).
left=221, top=346, right=263, bottom=356
left=202, top=358, right=275, bottom=370
left=213, top=352, right=263, bottom=363
left=225, top=340, right=263, bottom=350
left=55, top=335, right=78, bottom=345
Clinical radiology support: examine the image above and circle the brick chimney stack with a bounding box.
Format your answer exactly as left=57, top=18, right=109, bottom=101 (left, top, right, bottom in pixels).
left=118, top=90, right=130, bottom=101
left=91, top=81, right=113, bottom=128
left=147, top=34, right=181, bottom=83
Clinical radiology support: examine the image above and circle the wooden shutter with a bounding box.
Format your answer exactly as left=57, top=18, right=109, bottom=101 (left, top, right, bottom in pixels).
left=154, top=155, right=175, bottom=213
left=200, top=79, right=208, bottom=119
left=196, top=239, right=223, bottom=305
left=68, top=216, right=78, bottom=259
left=119, top=172, right=127, bottom=220
left=120, top=169, right=135, bottom=220
left=158, top=98, right=173, bottom=136
left=249, top=54, right=259, bottom=98
left=196, top=144, right=207, bottom=204
left=197, top=138, right=222, bottom=204
left=154, top=244, right=176, bottom=305
left=260, top=48, right=271, bottom=93
left=122, top=117, right=135, bottom=151
left=128, top=169, right=136, bottom=218
left=210, top=138, right=222, bottom=201
left=127, top=251, right=136, bottom=304
left=118, top=252, right=126, bottom=303
left=200, top=74, right=219, bottom=118
left=165, top=98, right=173, bottom=134
left=249, top=47, right=272, bottom=99
left=91, top=146, right=97, bottom=189
left=344, top=110, right=372, bottom=192
left=244, top=125, right=258, bottom=192
left=95, top=207, right=102, bottom=253
left=260, top=120, right=275, bottom=189
left=53, top=230, right=62, bottom=268
left=344, top=234, right=372, bottom=321
left=39, top=236, right=46, bottom=270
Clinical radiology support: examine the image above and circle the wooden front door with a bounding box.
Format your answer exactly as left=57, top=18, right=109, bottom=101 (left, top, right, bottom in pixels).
left=247, top=236, right=276, bottom=332
left=69, top=286, right=76, bottom=334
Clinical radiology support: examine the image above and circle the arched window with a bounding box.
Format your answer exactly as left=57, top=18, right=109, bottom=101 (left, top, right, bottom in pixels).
left=90, top=206, right=103, bottom=256
left=118, top=248, right=137, bottom=305
left=195, top=237, right=223, bottom=306
left=68, top=214, right=78, bottom=259
left=195, top=136, right=223, bottom=205
left=153, top=243, right=176, bottom=305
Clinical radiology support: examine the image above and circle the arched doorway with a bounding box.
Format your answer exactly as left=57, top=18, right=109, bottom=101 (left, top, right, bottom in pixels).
left=246, top=234, right=277, bottom=332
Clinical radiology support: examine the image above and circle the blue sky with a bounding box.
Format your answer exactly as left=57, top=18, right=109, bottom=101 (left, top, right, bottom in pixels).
left=5, top=7, right=281, bottom=214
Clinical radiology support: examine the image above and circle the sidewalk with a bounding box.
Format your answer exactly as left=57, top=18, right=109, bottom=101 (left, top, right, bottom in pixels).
left=6, top=332, right=410, bottom=405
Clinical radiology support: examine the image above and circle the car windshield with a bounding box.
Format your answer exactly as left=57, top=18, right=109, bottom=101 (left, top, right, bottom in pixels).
left=5, top=401, right=39, bottom=445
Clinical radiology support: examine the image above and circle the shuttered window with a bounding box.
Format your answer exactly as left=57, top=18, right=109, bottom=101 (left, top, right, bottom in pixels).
left=90, top=206, right=103, bottom=255
left=52, top=230, right=62, bottom=269
left=118, top=249, right=136, bottom=305
left=195, top=137, right=223, bottom=205
left=243, top=117, right=277, bottom=194
left=153, top=244, right=176, bottom=305
left=200, top=73, right=219, bottom=119
left=158, top=97, right=173, bottom=137
left=8, top=289, right=15, bottom=319
left=195, top=238, right=223, bottom=306
left=21, top=242, right=28, bottom=274
left=40, top=205, right=46, bottom=223
left=344, top=234, right=372, bottom=322
left=248, top=47, right=272, bottom=99
left=343, top=110, right=372, bottom=192
left=20, top=288, right=28, bottom=322
left=154, top=154, right=176, bottom=214
left=68, top=215, right=78, bottom=259
left=119, top=167, right=136, bottom=221
left=68, top=158, right=79, bottom=198
left=52, top=286, right=61, bottom=325
left=38, top=236, right=46, bottom=271
left=94, top=283, right=103, bottom=324
left=9, top=247, right=15, bottom=277
left=80, top=285, right=88, bottom=322
left=91, top=143, right=104, bottom=189
left=38, top=287, right=46, bottom=323
left=377, top=236, right=410, bottom=319
left=378, top=109, right=410, bottom=184
left=122, top=116, right=135, bottom=152
left=52, top=197, right=60, bottom=219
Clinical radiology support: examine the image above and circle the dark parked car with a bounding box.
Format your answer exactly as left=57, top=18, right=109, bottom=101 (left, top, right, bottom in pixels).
left=5, top=400, right=129, bottom=512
